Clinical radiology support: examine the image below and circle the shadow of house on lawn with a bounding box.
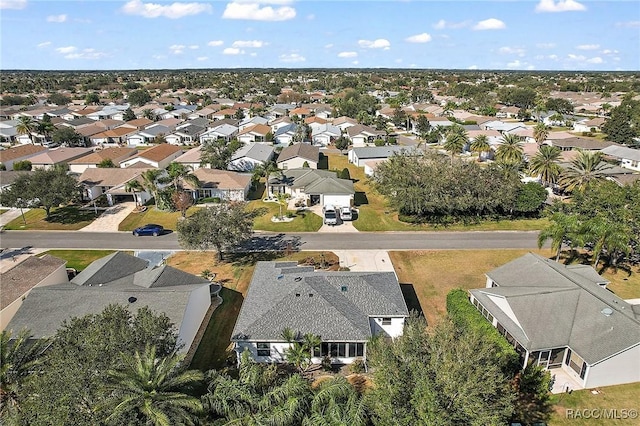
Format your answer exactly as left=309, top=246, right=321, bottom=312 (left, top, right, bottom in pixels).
left=400, top=283, right=424, bottom=318
left=235, top=233, right=302, bottom=265
left=317, top=153, right=329, bottom=170
left=45, top=206, right=98, bottom=224
left=354, top=192, right=368, bottom=206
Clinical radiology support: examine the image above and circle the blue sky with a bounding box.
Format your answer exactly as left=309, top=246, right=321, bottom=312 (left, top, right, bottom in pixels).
left=1, top=0, right=638, bottom=71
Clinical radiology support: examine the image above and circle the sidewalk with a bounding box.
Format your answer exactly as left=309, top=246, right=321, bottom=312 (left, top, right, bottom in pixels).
left=0, top=246, right=47, bottom=273
left=78, top=202, right=136, bottom=232
left=0, top=208, right=30, bottom=227
left=332, top=250, right=395, bottom=272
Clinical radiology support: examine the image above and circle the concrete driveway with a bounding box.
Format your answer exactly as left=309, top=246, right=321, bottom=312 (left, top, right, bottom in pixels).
left=78, top=202, right=136, bottom=232
left=332, top=250, right=394, bottom=272
left=307, top=204, right=360, bottom=233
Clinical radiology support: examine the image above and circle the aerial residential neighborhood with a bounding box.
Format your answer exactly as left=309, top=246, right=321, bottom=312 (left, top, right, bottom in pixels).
left=1, top=0, right=640, bottom=424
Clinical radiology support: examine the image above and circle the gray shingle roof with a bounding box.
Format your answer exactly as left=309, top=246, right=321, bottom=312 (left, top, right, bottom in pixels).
left=231, top=142, right=274, bottom=163
left=351, top=145, right=417, bottom=160
left=232, top=262, right=409, bottom=342
left=6, top=252, right=217, bottom=339
left=276, top=143, right=319, bottom=163
left=471, top=253, right=640, bottom=365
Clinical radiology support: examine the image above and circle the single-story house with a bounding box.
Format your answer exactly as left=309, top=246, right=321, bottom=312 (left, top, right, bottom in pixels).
left=126, top=125, right=171, bottom=147
left=119, top=144, right=183, bottom=169
left=186, top=168, right=252, bottom=201
left=268, top=168, right=354, bottom=208
left=274, top=123, right=301, bottom=145
left=239, top=116, right=269, bottom=131
left=269, top=116, right=294, bottom=133
left=200, top=124, right=238, bottom=144
left=601, top=145, right=640, bottom=171
left=573, top=117, right=606, bottom=133
left=78, top=167, right=153, bottom=206
left=345, top=124, right=384, bottom=147
left=0, top=144, right=47, bottom=170
left=237, top=124, right=272, bottom=144
left=276, top=143, right=319, bottom=170
left=165, top=124, right=206, bottom=146
left=68, top=147, right=137, bottom=174
left=231, top=261, right=409, bottom=365
left=332, top=116, right=359, bottom=131
left=228, top=142, right=274, bottom=172
left=348, top=145, right=417, bottom=167
left=1, top=254, right=68, bottom=331
left=469, top=253, right=640, bottom=391
left=174, top=146, right=203, bottom=171
left=312, top=123, right=341, bottom=146
left=546, top=137, right=618, bottom=152
left=6, top=252, right=220, bottom=354
left=28, top=147, right=93, bottom=170
left=89, top=126, right=138, bottom=146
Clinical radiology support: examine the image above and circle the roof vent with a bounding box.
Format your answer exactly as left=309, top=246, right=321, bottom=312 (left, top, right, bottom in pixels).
left=295, top=293, right=300, bottom=297
left=601, top=307, right=613, bottom=317
left=128, top=296, right=137, bottom=303
left=277, top=274, right=284, bottom=280
left=294, top=277, right=302, bottom=282
left=341, top=285, right=348, bottom=292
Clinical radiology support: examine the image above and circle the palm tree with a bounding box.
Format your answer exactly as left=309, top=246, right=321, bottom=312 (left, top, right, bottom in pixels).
left=303, top=376, right=368, bottom=426
left=15, top=117, right=35, bottom=144
left=537, top=212, right=579, bottom=261
left=202, top=352, right=310, bottom=425
left=165, top=162, right=200, bottom=191
left=142, top=109, right=156, bottom=121
left=533, top=122, right=550, bottom=146
left=529, top=145, right=561, bottom=187
left=124, top=179, right=144, bottom=207
left=1, top=329, right=49, bottom=417
left=495, top=133, right=524, bottom=166
left=470, top=134, right=490, bottom=162
left=140, top=169, right=162, bottom=208
left=582, top=218, right=631, bottom=269
left=558, top=149, right=612, bottom=192
left=443, top=125, right=467, bottom=163
left=102, top=345, right=203, bottom=426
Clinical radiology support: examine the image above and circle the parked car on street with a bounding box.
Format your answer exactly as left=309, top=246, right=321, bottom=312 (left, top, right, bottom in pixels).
left=133, top=223, right=164, bottom=236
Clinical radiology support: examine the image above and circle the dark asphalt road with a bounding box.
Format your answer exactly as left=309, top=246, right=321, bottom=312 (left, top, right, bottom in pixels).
left=0, top=230, right=543, bottom=251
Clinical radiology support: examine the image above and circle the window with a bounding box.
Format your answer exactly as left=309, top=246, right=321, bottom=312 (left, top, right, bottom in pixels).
left=257, top=342, right=270, bottom=357
left=381, top=317, right=392, bottom=325
left=355, top=343, right=364, bottom=357
left=321, top=342, right=329, bottom=357
left=337, top=343, right=346, bottom=357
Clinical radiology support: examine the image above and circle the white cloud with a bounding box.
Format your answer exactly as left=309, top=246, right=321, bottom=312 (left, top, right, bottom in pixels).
left=121, top=0, right=212, bottom=19
left=405, top=33, right=432, bottom=43
left=207, top=40, right=224, bottom=47
left=0, top=0, right=27, bottom=10
left=37, top=41, right=52, bottom=48
left=567, top=53, right=586, bottom=61
left=307, top=14, right=315, bottom=20
left=535, top=0, right=586, bottom=13
left=498, top=46, right=525, bottom=56
left=63, top=48, right=108, bottom=60
left=169, top=44, right=185, bottom=54
left=358, top=38, right=391, bottom=49
left=189, top=45, right=199, bottom=49
left=338, top=51, right=357, bottom=58
left=222, top=2, right=296, bottom=21
left=279, top=53, right=305, bottom=63
left=468, top=65, right=478, bottom=70
left=197, top=56, right=208, bottom=61
left=47, top=14, right=67, bottom=23
left=507, top=59, right=523, bottom=68
left=548, top=54, right=559, bottom=60
left=352, top=60, right=359, bottom=65
left=601, top=49, right=619, bottom=55
left=473, top=18, right=506, bottom=30
left=433, top=19, right=469, bottom=29
left=586, top=57, right=603, bottom=64
left=536, top=42, right=556, bottom=49
left=324, top=43, right=333, bottom=49
left=576, top=44, right=599, bottom=50
left=232, top=40, right=265, bottom=48
left=223, top=47, right=245, bottom=55
left=615, top=21, right=640, bottom=28
left=55, top=46, right=77, bottom=54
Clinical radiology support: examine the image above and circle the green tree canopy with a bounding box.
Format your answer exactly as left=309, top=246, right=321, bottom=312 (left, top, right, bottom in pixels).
left=200, top=138, right=242, bottom=170
left=52, top=126, right=85, bottom=147
left=176, top=202, right=263, bottom=261
left=128, top=89, right=152, bottom=106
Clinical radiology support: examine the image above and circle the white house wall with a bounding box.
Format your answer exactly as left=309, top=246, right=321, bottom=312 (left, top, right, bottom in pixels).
left=369, top=316, right=405, bottom=338
left=322, top=194, right=352, bottom=209
left=278, top=157, right=317, bottom=169
left=177, top=285, right=212, bottom=354
left=235, top=341, right=364, bottom=365
left=620, top=158, right=640, bottom=171
left=585, top=344, right=640, bottom=388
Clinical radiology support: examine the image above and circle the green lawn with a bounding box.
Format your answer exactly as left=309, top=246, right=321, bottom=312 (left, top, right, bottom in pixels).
left=325, top=153, right=549, bottom=232
left=42, top=250, right=118, bottom=271
left=248, top=199, right=323, bottom=232
left=0, top=209, right=8, bottom=215
left=3, top=206, right=99, bottom=230
left=118, top=206, right=200, bottom=231
left=550, top=382, right=640, bottom=425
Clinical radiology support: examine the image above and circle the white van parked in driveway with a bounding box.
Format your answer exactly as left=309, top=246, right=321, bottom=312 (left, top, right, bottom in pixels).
left=323, top=205, right=338, bottom=226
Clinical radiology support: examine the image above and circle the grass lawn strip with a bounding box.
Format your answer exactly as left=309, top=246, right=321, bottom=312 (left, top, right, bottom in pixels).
left=3, top=206, right=98, bottom=230
left=42, top=250, right=118, bottom=271
left=118, top=206, right=200, bottom=232
left=549, top=382, right=640, bottom=425
left=248, top=199, right=323, bottom=232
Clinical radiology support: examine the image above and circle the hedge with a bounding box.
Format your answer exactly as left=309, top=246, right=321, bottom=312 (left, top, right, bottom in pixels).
left=446, top=288, right=520, bottom=373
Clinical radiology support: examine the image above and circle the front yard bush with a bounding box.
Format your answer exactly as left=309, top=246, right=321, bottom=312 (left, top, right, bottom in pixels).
left=446, top=288, right=519, bottom=373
